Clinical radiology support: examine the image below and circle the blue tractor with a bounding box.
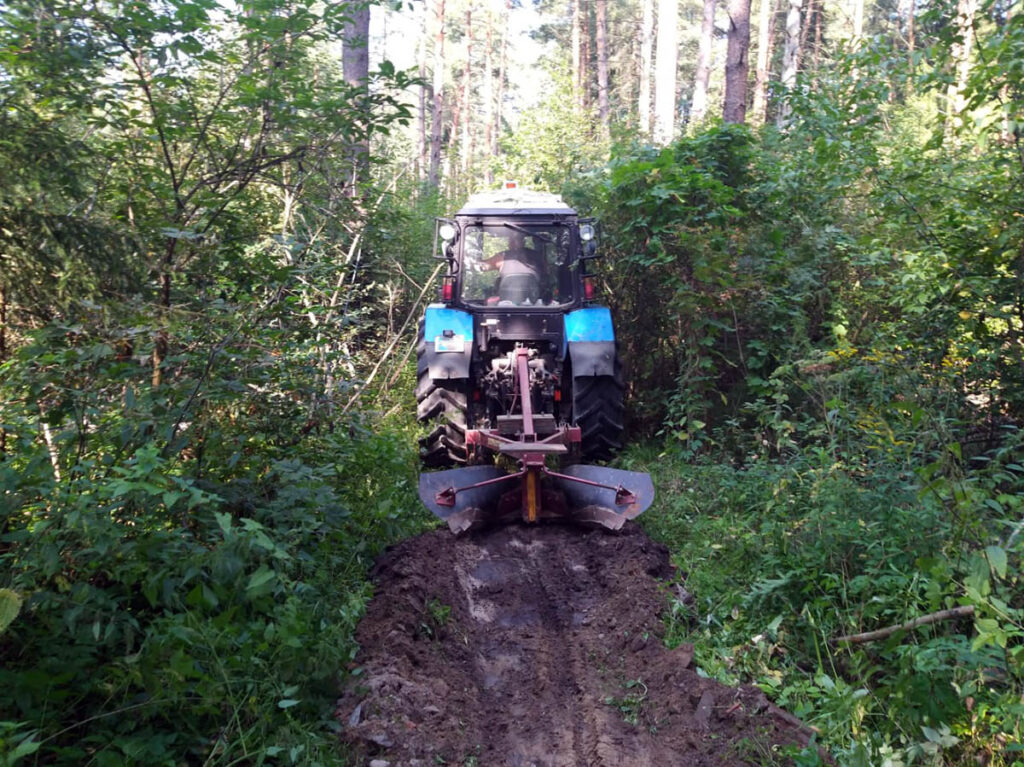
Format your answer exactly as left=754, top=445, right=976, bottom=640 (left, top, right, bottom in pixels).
left=416, top=185, right=654, bottom=533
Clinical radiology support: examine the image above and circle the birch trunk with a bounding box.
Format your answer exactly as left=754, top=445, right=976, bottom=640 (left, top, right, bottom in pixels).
left=494, top=0, right=510, bottom=157
left=653, top=0, right=678, bottom=144
left=751, top=0, right=774, bottom=125
left=775, top=0, right=801, bottom=128
left=723, top=0, right=751, bottom=124
left=572, top=0, right=583, bottom=110
left=795, top=0, right=814, bottom=73
left=342, top=1, right=371, bottom=193
left=851, top=0, right=865, bottom=46
left=690, top=0, right=716, bottom=125
left=461, top=7, right=473, bottom=173
left=428, top=0, right=445, bottom=189
left=638, top=0, right=654, bottom=134
left=581, top=0, right=591, bottom=110
left=417, top=1, right=428, bottom=181
left=947, top=0, right=978, bottom=136
left=595, top=0, right=610, bottom=127
left=906, top=0, right=915, bottom=71
left=483, top=9, right=494, bottom=183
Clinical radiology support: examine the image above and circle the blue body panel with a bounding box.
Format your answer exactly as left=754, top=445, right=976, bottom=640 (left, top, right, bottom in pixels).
left=423, top=304, right=473, bottom=379
left=564, top=307, right=615, bottom=345
left=563, top=307, right=617, bottom=377
left=425, top=304, right=474, bottom=342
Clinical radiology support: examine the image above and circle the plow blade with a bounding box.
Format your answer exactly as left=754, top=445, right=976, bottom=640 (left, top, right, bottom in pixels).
left=547, top=465, right=655, bottom=531
left=418, top=463, right=655, bottom=534
left=418, top=466, right=511, bottom=534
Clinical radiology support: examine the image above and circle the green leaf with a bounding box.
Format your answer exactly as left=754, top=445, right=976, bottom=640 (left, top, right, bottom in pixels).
left=985, top=546, right=1008, bottom=579
left=247, top=566, right=277, bottom=593
left=8, top=737, right=42, bottom=761
left=215, top=512, right=233, bottom=537
left=277, top=698, right=300, bottom=709
left=0, top=588, right=23, bottom=634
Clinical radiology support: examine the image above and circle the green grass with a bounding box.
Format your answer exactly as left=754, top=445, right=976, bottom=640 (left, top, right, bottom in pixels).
left=624, top=442, right=1023, bottom=766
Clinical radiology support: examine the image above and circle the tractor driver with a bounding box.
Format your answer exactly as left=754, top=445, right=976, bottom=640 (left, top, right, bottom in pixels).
left=480, top=230, right=549, bottom=305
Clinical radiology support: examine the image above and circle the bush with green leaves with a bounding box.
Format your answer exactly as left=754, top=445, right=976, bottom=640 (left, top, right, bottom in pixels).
left=632, top=434, right=1022, bottom=765
left=0, top=313, right=430, bottom=764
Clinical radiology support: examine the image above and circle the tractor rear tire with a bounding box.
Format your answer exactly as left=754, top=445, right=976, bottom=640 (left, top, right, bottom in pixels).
left=572, top=361, right=625, bottom=462
left=416, top=323, right=468, bottom=468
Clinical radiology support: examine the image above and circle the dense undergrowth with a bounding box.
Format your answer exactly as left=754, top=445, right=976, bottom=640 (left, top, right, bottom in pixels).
left=633, top=438, right=1023, bottom=765
left=581, top=17, right=1024, bottom=764
left=0, top=333, right=433, bottom=764
left=3, top=2, right=1024, bottom=765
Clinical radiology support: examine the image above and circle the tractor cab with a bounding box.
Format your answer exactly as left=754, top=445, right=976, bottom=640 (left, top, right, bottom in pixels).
left=460, top=222, right=574, bottom=308
left=434, top=185, right=599, bottom=312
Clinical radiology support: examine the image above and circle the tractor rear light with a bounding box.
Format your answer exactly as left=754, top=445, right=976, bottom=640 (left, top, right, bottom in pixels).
left=554, top=389, right=562, bottom=402
left=442, top=278, right=454, bottom=302
left=583, top=277, right=596, bottom=300
left=473, top=388, right=482, bottom=401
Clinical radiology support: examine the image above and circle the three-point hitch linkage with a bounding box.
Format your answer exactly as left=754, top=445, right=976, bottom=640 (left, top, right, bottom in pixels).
left=418, top=348, right=654, bottom=534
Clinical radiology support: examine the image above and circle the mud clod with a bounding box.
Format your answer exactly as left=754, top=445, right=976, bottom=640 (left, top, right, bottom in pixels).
left=337, top=523, right=818, bottom=766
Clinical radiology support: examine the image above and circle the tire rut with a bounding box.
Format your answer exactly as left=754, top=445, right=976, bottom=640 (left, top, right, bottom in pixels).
left=339, top=524, right=821, bottom=766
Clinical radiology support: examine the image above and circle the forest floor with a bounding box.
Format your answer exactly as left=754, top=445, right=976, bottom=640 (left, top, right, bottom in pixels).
left=336, top=523, right=822, bottom=766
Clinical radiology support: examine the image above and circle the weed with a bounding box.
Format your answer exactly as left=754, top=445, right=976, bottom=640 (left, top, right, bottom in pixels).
left=603, top=678, right=652, bottom=729
left=418, top=598, right=452, bottom=640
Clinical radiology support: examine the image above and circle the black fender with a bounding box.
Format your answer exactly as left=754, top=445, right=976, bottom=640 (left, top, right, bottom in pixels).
left=568, top=341, right=616, bottom=377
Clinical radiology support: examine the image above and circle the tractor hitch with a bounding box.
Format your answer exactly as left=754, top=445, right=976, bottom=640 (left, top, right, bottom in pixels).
left=418, top=347, right=654, bottom=534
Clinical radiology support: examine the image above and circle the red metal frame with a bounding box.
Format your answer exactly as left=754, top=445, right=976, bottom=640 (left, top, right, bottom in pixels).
left=433, top=347, right=636, bottom=523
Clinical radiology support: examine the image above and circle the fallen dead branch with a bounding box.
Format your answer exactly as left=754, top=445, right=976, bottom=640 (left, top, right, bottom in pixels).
left=833, top=605, right=975, bottom=645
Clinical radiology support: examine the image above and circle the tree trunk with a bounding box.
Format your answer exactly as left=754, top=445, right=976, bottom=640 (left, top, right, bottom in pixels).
left=653, top=0, right=677, bottom=144
left=342, top=3, right=370, bottom=88
left=851, top=0, right=865, bottom=46
left=461, top=7, right=473, bottom=173
left=153, top=238, right=176, bottom=388
left=417, top=1, right=428, bottom=181
left=947, top=0, right=978, bottom=136
left=906, top=0, right=915, bottom=75
left=448, top=91, right=460, bottom=177
left=429, top=0, right=446, bottom=189
left=581, top=0, right=591, bottom=110
left=572, top=0, right=583, bottom=110
left=595, top=0, right=610, bottom=127
left=0, top=285, right=5, bottom=458
left=751, top=0, right=775, bottom=124
left=0, top=284, right=6, bottom=365
left=638, top=0, right=654, bottom=134
left=690, top=0, right=716, bottom=125
left=342, top=1, right=371, bottom=194
left=483, top=8, right=494, bottom=183
left=795, top=0, right=815, bottom=74
left=723, top=0, right=751, bottom=124
left=812, top=0, right=822, bottom=76
left=775, top=0, right=801, bottom=128
left=1000, top=3, right=1015, bottom=144
left=494, top=0, right=509, bottom=158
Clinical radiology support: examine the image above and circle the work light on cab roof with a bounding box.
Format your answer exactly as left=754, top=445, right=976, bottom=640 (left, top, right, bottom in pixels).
left=416, top=185, right=654, bottom=534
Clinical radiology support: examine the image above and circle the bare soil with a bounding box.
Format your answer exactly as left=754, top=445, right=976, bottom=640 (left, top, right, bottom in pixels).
left=337, top=523, right=818, bottom=766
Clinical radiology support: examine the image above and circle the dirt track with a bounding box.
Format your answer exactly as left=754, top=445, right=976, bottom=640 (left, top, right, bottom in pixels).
left=337, top=523, right=817, bottom=766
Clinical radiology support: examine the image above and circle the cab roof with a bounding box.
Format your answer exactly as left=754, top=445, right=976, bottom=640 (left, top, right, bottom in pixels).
left=455, top=187, right=577, bottom=217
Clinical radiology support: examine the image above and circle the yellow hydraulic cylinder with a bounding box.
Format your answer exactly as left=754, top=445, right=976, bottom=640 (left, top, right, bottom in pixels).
left=524, top=468, right=540, bottom=523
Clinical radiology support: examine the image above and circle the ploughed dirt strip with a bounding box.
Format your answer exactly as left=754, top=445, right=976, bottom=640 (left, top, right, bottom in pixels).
left=337, top=524, right=817, bottom=766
